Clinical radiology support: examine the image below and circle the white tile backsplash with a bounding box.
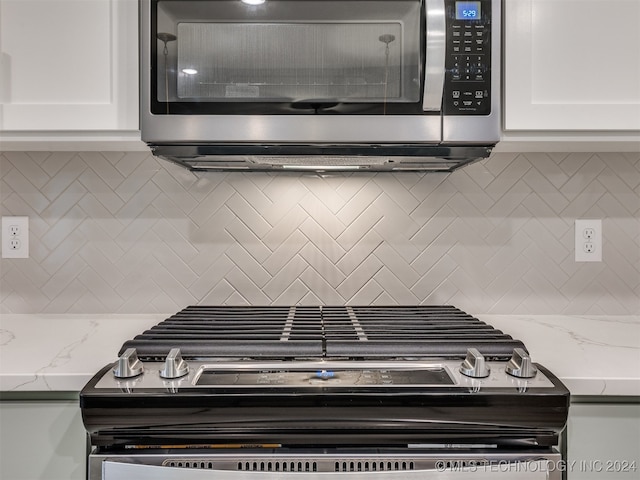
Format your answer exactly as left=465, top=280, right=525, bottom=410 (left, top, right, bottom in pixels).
left=1, top=151, right=638, bottom=314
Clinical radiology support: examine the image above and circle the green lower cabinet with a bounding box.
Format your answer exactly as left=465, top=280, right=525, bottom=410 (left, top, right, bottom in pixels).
left=0, top=397, right=86, bottom=480
left=567, top=401, right=640, bottom=479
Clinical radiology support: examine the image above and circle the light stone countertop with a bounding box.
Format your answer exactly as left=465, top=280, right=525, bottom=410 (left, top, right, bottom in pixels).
left=1, top=313, right=638, bottom=396
left=0, top=314, right=166, bottom=392
left=478, top=315, right=640, bottom=397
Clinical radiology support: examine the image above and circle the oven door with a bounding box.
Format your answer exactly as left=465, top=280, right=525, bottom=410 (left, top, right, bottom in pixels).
left=93, top=452, right=563, bottom=480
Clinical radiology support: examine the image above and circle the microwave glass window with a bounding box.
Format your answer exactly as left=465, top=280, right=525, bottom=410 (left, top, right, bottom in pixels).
left=154, top=0, right=422, bottom=109
left=455, top=1, right=481, bottom=20
left=176, top=22, right=411, bottom=103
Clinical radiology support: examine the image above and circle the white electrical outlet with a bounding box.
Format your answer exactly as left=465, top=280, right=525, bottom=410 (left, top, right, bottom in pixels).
left=575, top=219, right=602, bottom=262
left=2, top=216, right=29, bottom=259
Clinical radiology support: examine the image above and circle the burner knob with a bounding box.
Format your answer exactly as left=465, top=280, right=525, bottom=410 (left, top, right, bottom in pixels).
left=113, top=348, right=144, bottom=379
left=460, top=348, right=490, bottom=378
left=506, top=348, right=538, bottom=378
left=160, top=348, right=189, bottom=379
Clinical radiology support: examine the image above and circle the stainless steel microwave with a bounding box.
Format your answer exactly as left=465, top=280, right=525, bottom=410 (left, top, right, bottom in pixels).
left=140, top=0, right=501, bottom=172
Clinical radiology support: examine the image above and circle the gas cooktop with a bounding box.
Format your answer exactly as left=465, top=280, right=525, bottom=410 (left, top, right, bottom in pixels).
left=80, top=305, right=570, bottom=449
left=119, top=305, right=527, bottom=360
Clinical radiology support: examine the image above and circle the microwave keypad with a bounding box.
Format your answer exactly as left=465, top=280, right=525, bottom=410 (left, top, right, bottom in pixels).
left=444, top=0, right=491, bottom=115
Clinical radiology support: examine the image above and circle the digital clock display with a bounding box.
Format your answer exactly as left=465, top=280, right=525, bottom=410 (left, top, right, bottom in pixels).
left=456, top=1, right=481, bottom=20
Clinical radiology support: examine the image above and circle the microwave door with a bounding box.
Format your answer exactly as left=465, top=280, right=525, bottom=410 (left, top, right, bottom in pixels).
left=150, top=1, right=426, bottom=111
left=139, top=0, right=501, bottom=171
left=142, top=0, right=444, bottom=145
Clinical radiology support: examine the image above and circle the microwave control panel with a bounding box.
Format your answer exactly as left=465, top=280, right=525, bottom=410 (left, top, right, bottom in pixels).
left=443, top=0, right=492, bottom=115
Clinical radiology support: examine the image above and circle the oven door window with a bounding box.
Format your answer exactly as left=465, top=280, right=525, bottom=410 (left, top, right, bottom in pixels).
left=152, top=0, right=424, bottom=114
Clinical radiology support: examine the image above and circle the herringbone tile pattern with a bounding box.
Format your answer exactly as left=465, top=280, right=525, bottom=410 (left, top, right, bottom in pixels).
left=1, top=151, right=638, bottom=314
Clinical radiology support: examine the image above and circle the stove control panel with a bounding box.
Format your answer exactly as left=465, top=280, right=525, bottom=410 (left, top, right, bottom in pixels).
left=196, top=367, right=455, bottom=387
left=97, top=357, right=556, bottom=391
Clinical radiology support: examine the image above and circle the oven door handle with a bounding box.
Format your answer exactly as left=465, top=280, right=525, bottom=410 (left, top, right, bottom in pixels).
left=103, top=460, right=551, bottom=479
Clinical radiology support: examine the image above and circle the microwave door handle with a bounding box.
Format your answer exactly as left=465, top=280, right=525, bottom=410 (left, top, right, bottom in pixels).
left=423, top=0, right=446, bottom=111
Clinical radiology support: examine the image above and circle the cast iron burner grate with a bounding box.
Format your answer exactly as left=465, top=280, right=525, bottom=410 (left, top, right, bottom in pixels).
left=119, top=305, right=525, bottom=360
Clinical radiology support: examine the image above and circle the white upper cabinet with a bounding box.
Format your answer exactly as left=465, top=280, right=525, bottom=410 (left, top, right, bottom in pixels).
left=0, top=0, right=138, bottom=132
left=504, top=0, right=640, bottom=131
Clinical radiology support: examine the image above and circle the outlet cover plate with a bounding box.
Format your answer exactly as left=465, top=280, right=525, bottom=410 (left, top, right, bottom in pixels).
left=2, top=216, right=29, bottom=259
left=575, top=219, right=602, bottom=262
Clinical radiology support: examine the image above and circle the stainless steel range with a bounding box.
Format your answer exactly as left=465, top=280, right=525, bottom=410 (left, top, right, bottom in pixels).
left=80, top=306, right=570, bottom=480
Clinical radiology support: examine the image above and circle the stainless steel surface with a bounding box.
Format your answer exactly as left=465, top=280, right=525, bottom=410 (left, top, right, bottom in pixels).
left=459, top=348, right=490, bottom=378
left=141, top=114, right=443, bottom=145
left=94, top=359, right=556, bottom=389
left=442, top=0, right=501, bottom=144
left=159, top=348, right=189, bottom=379
left=103, top=462, right=551, bottom=479
left=506, top=348, right=538, bottom=379
left=113, top=348, right=143, bottom=379
left=139, top=0, right=502, bottom=171
left=91, top=452, right=563, bottom=480
left=150, top=145, right=491, bottom=172
left=422, top=0, right=446, bottom=111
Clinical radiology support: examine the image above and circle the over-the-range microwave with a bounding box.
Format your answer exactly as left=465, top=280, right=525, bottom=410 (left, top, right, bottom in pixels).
left=140, top=0, right=501, bottom=172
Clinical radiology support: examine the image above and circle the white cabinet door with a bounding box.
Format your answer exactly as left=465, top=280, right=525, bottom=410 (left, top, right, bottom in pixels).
left=504, top=0, right=640, bottom=131
left=0, top=0, right=138, bottom=131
